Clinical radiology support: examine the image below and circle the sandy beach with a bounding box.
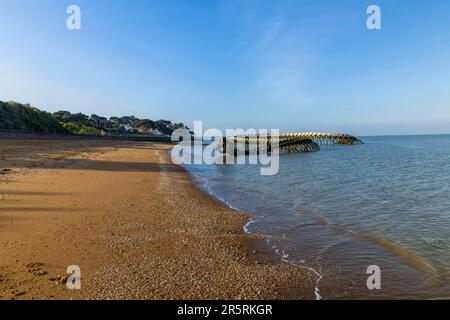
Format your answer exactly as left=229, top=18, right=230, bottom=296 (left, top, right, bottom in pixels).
left=0, top=138, right=316, bottom=300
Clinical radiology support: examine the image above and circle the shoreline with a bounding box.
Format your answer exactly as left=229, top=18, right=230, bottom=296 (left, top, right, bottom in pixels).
left=184, top=166, right=324, bottom=300
left=0, top=139, right=317, bottom=300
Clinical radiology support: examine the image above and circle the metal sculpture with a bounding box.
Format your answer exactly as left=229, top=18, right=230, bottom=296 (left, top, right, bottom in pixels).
left=218, top=132, right=362, bottom=155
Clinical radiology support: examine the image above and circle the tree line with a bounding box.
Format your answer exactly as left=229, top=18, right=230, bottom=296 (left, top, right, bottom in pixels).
left=0, top=100, right=190, bottom=136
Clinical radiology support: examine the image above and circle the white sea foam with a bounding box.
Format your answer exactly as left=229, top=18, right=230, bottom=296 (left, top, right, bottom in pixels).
left=243, top=219, right=256, bottom=233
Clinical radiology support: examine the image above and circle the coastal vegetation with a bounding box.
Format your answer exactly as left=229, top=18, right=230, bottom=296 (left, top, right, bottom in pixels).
left=0, top=100, right=189, bottom=136
left=0, top=100, right=66, bottom=132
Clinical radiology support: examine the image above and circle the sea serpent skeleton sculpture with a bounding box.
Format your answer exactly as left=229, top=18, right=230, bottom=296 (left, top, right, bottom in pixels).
left=217, top=132, right=363, bottom=155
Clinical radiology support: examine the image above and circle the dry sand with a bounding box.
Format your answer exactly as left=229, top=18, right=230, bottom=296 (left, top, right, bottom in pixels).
left=0, top=139, right=316, bottom=300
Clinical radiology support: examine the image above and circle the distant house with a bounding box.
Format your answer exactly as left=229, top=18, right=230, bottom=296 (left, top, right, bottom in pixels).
left=150, top=129, right=163, bottom=136
left=123, top=124, right=139, bottom=134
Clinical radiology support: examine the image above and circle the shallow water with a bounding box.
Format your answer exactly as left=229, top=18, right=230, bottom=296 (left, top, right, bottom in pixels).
left=184, top=135, right=450, bottom=299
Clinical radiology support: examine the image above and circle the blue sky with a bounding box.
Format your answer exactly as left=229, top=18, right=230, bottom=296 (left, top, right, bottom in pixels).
left=1, top=0, right=450, bottom=135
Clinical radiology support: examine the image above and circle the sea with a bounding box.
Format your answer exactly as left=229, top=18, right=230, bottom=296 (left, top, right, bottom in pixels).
left=183, top=135, right=450, bottom=299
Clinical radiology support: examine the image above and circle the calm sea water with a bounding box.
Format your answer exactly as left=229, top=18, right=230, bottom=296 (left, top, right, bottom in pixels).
left=184, top=135, right=450, bottom=299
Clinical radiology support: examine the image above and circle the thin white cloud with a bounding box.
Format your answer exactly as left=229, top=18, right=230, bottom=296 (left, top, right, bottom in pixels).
left=255, top=16, right=285, bottom=51
left=236, top=3, right=313, bottom=109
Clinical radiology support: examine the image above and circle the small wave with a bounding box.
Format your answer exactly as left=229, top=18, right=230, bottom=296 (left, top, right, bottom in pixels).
left=281, top=248, right=289, bottom=260
left=265, top=236, right=323, bottom=300
left=279, top=250, right=323, bottom=300
left=302, top=209, right=438, bottom=278
left=187, top=171, right=209, bottom=188
left=188, top=171, right=241, bottom=211
left=422, top=237, right=446, bottom=248
left=294, top=222, right=322, bottom=229
left=356, top=231, right=437, bottom=276
left=243, top=219, right=256, bottom=233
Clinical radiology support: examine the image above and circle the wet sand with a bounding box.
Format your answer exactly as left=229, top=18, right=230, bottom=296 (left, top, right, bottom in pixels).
left=0, top=139, right=316, bottom=300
